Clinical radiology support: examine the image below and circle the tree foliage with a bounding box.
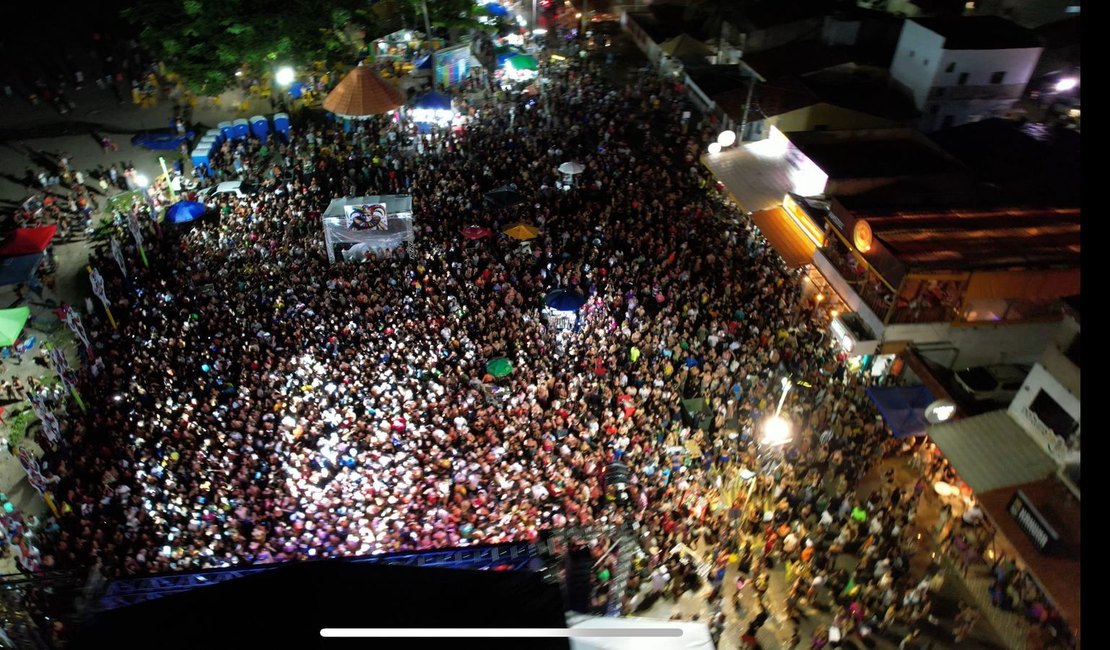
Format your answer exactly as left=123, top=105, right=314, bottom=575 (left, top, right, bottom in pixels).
left=404, top=0, right=492, bottom=35
left=123, top=0, right=377, bottom=94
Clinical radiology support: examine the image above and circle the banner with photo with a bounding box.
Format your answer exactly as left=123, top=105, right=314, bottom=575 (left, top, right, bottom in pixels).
left=344, top=203, right=389, bottom=231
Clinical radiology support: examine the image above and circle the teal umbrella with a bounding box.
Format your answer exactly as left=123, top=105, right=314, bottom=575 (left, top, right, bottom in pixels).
left=0, top=306, right=30, bottom=347
left=486, top=357, right=513, bottom=377
left=505, top=54, right=538, bottom=71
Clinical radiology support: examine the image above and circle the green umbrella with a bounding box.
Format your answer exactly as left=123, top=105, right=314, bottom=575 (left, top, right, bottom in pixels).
left=0, top=306, right=30, bottom=347
left=486, top=357, right=513, bottom=378
left=505, top=54, right=538, bottom=71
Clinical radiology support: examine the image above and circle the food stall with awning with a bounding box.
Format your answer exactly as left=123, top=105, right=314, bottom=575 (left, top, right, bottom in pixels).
left=927, top=409, right=1079, bottom=645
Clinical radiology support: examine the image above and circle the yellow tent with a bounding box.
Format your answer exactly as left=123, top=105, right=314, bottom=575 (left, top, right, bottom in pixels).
left=503, top=223, right=540, bottom=240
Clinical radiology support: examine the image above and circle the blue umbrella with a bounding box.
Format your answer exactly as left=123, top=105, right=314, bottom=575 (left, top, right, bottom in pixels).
left=483, top=2, right=509, bottom=17
left=544, top=289, right=586, bottom=312
left=166, top=201, right=208, bottom=224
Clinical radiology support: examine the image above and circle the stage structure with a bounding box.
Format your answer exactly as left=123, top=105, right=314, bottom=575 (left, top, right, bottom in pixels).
left=322, top=194, right=415, bottom=263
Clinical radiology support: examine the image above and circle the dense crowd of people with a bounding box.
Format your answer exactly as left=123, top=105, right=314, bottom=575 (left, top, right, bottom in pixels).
left=1, top=50, right=1073, bottom=650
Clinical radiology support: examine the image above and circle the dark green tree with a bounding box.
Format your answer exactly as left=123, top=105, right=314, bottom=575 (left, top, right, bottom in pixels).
left=123, top=0, right=377, bottom=94
left=404, top=0, right=495, bottom=39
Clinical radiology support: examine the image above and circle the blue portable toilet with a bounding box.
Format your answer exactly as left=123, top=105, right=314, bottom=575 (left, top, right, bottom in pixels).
left=206, top=128, right=223, bottom=144
left=249, top=115, right=269, bottom=139
left=218, top=121, right=233, bottom=140
left=232, top=118, right=249, bottom=140
left=273, top=113, right=290, bottom=141
left=190, top=145, right=211, bottom=168
left=199, top=134, right=219, bottom=147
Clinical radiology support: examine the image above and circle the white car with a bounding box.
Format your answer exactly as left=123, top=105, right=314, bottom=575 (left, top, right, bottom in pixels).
left=196, top=181, right=257, bottom=201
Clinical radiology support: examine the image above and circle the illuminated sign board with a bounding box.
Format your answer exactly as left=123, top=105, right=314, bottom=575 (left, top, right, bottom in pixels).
left=1007, top=490, right=1059, bottom=553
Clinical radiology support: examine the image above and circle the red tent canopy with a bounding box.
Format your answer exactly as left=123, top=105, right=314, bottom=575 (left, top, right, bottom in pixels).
left=0, top=225, right=57, bottom=257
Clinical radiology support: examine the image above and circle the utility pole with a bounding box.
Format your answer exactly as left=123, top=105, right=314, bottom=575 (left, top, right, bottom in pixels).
left=422, top=0, right=436, bottom=90
left=738, top=62, right=764, bottom=142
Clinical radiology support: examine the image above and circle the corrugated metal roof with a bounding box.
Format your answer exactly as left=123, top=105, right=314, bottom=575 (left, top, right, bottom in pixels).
left=701, top=141, right=798, bottom=213
left=928, top=410, right=1057, bottom=494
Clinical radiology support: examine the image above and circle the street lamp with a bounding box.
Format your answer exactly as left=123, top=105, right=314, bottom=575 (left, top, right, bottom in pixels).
left=275, top=66, right=295, bottom=87
left=707, top=142, right=722, bottom=154
left=717, top=130, right=737, bottom=148
left=134, top=173, right=150, bottom=188
left=761, top=414, right=793, bottom=447
left=759, top=377, right=794, bottom=447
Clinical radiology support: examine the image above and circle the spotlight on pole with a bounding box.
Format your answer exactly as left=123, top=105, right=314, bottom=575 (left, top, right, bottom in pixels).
left=134, top=173, right=150, bottom=188
left=707, top=142, right=722, bottom=154
left=717, top=130, right=737, bottom=147
left=276, top=66, right=295, bottom=87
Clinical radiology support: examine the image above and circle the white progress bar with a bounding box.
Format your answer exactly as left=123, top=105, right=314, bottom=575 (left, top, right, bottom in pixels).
left=321, top=628, right=683, bottom=638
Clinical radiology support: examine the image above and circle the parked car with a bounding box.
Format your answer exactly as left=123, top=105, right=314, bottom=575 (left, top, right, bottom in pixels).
left=953, top=364, right=1031, bottom=403
left=196, top=181, right=257, bottom=202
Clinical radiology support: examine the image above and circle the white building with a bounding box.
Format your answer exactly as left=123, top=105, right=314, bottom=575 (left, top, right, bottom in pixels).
left=890, top=16, right=1043, bottom=130
left=1007, top=312, right=1079, bottom=482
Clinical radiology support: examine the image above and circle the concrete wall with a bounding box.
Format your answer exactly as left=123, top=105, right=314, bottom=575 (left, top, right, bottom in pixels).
left=914, top=44, right=1042, bottom=129
left=822, top=16, right=862, bottom=46
left=743, top=18, right=825, bottom=53
left=1008, top=362, right=1080, bottom=464
left=883, top=319, right=1067, bottom=367
left=890, top=20, right=946, bottom=107
left=621, top=11, right=663, bottom=66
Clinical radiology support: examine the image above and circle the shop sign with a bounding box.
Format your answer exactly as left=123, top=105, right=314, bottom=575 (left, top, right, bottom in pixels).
left=1007, top=490, right=1059, bottom=553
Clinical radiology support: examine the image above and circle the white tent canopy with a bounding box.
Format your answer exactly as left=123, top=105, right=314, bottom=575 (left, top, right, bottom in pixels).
left=322, top=195, right=415, bottom=263
left=566, top=614, right=715, bottom=650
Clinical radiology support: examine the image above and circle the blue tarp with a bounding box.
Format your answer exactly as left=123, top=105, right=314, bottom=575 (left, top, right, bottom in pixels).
left=866, top=385, right=936, bottom=438
left=545, top=289, right=586, bottom=312
left=165, top=201, right=207, bottom=224
left=131, top=131, right=193, bottom=151
left=0, top=253, right=43, bottom=287
left=412, top=91, right=453, bottom=112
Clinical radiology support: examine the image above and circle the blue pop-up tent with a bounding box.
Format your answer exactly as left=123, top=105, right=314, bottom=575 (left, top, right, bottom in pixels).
left=483, top=2, right=509, bottom=17
left=545, top=289, right=586, bottom=312
left=0, top=253, right=43, bottom=287
left=865, top=385, right=937, bottom=438
left=165, top=201, right=207, bottom=224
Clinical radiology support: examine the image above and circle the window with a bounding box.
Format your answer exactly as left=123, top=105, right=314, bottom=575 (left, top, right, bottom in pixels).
left=1029, top=390, right=1078, bottom=442
left=958, top=72, right=969, bottom=85
left=941, top=115, right=955, bottom=129
left=934, top=87, right=946, bottom=97
left=990, top=71, right=1006, bottom=84
left=929, top=105, right=940, bottom=115
left=923, top=59, right=930, bottom=66
left=945, top=62, right=956, bottom=73
left=908, top=50, right=915, bottom=58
